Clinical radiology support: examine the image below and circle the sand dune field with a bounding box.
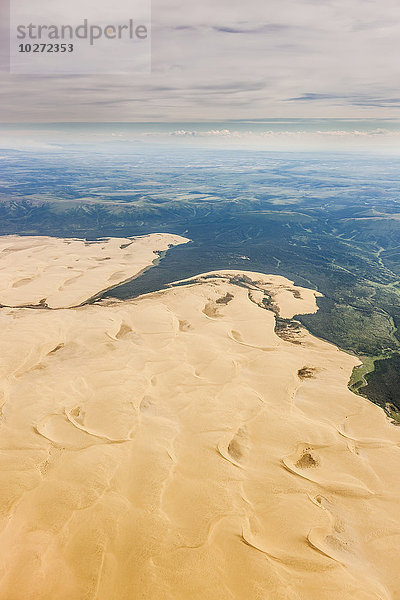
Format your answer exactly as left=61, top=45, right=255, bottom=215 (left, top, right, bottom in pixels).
left=0, top=236, right=399, bottom=600
left=0, top=234, right=189, bottom=308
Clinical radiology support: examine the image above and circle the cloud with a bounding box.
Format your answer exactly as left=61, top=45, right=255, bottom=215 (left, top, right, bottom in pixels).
left=211, top=24, right=288, bottom=34
left=170, top=129, right=233, bottom=136
left=3, top=122, right=400, bottom=154
left=168, top=128, right=400, bottom=138
left=2, top=0, right=400, bottom=121
left=287, top=93, right=400, bottom=108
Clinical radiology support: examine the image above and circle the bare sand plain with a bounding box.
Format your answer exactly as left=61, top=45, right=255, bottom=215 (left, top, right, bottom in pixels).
left=0, top=236, right=399, bottom=600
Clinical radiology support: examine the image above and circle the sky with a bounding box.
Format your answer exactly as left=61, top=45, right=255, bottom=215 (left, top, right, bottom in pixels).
left=1, top=0, right=400, bottom=122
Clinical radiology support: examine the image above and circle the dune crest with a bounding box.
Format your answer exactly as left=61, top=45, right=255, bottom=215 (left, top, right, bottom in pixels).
left=0, top=245, right=399, bottom=599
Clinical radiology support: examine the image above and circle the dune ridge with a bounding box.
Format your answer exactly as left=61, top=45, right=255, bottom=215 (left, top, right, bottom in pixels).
left=0, top=238, right=399, bottom=599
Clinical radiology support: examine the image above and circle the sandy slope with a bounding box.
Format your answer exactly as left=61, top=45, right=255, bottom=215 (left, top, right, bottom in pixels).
left=0, top=249, right=399, bottom=599
left=0, top=234, right=189, bottom=308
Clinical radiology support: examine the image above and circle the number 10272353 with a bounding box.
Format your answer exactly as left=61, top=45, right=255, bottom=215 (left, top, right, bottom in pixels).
left=18, top=43, right=74, bottom=52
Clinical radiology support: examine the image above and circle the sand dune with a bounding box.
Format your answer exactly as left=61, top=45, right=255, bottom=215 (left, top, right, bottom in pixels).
left=0, top=241, right=400, bottom=599
left=0, top=234, right=189, bottom=308
left=170, top=270, right=323, bottom=318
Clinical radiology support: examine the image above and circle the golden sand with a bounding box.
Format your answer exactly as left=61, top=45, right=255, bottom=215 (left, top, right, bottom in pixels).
left=0, top=234, right=189, bottom=308
left=0, top=239, right=399, bottom=600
